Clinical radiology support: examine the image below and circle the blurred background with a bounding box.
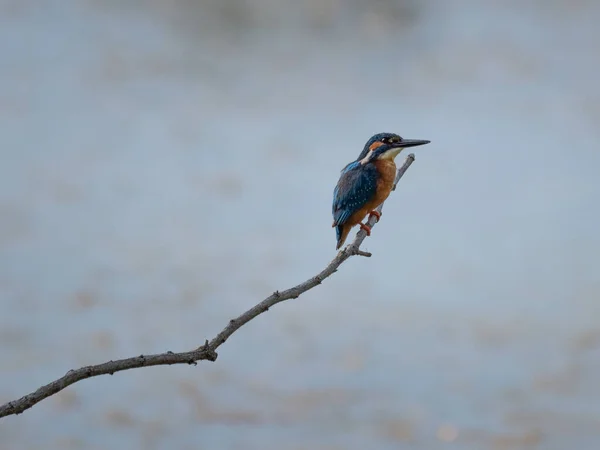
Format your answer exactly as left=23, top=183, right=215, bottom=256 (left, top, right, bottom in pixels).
left=1, top=0, right=599, bottom=448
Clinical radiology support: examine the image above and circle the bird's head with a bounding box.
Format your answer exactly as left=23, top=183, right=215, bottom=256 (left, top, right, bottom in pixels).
left=357, top=132, right=430, bottom=165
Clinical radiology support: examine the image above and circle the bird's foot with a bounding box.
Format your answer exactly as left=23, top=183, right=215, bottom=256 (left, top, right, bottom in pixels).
left=359, top=223, right=371, bottom=236
left=369, top=210, right=381, bottom=222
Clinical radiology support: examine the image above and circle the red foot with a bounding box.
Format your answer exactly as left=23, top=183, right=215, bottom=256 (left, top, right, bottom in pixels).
left=369, top=210, right=381, bottom=222
left=359, top=223, right=371, bottom=236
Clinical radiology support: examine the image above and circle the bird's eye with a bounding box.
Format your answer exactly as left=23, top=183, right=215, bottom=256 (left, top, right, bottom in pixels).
left=390, top=136, right=400, bottom=143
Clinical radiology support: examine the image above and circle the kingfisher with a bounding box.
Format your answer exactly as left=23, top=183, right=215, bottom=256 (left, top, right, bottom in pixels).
left=332, top=132, right=430, bottom=249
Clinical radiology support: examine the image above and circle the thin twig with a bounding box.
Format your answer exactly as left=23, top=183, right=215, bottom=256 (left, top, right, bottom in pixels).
left=0, top=153, right=416, bottom=419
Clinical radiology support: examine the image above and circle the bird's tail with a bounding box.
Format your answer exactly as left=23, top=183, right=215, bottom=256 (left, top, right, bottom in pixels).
left=335, top=225, right=349, bottom=250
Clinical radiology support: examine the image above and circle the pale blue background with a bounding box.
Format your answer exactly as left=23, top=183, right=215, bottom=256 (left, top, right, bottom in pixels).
left=1, top=1, right=599, bottom=449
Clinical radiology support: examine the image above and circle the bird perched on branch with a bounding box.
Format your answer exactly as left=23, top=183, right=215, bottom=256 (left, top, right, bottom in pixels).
left=332, top=132, right=430, bottom=249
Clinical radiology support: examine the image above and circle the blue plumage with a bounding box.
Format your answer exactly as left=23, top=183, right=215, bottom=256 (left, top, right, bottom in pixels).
left=332, top=161, right=378, bottom=241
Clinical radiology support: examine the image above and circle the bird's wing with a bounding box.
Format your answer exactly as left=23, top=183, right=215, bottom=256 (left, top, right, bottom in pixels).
left=332, top=162, right=378, bottom=227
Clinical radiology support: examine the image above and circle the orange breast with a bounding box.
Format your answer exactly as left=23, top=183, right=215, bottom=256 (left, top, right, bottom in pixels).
left=346, top=159, right=397, bottom=226
left=372, top=159, right=397, bottom=205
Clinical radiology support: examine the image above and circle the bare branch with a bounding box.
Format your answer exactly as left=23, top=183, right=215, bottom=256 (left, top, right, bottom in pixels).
left=0, top=154, right=416, bottom=419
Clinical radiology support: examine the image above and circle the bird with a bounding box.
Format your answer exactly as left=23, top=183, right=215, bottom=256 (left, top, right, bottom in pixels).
left=332, top=132, right=431, bottom=250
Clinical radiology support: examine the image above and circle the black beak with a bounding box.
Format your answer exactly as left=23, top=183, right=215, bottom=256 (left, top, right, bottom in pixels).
left=394, top=139, right=431, bottom=148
